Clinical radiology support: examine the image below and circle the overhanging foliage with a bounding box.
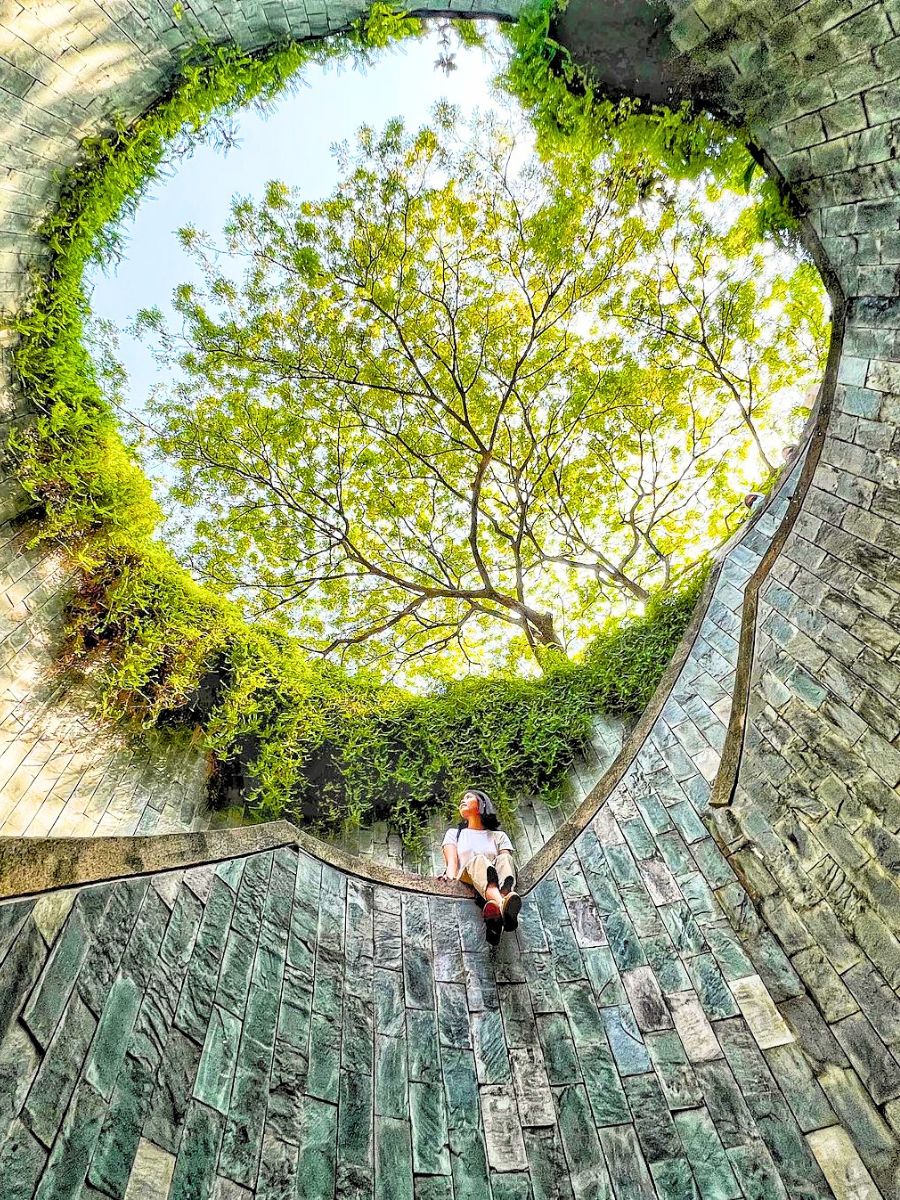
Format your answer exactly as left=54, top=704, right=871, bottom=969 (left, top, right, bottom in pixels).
left=501, top=0, right=802, bottom=248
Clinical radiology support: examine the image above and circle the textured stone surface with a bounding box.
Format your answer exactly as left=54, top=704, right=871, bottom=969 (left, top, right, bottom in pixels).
left=0, top=795, right=866, bottom=1199
left=2, top=0, right=900, bottom=1196
left=0, top=531, right=209, bottom=838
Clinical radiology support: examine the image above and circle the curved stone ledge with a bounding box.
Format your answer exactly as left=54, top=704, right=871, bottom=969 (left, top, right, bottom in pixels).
left=709, top=306, right=847, bottom=810
left=0, top=822, right=298, bottom=901
left=0, top=822, right=478, bottom=902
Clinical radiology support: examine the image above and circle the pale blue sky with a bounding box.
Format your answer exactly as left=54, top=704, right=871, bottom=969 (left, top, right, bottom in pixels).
left=87, top=28, right=503, bottom=411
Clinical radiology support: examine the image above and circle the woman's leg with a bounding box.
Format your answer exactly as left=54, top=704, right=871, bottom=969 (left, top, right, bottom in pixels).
left=461, top=856, right=506, bottom=943
left=495, top=851, right=516, bottom=893
left=462, top=855, right=505, bottom=907
left=494, top=851, right=521, bottom=929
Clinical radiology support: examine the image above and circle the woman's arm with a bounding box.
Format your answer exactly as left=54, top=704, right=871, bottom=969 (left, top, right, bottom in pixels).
left=441, top=842, right=459, bottom=879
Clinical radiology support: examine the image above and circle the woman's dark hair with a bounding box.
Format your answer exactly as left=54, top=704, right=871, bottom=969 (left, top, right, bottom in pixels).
left=457, top=787, right=500, bottom=832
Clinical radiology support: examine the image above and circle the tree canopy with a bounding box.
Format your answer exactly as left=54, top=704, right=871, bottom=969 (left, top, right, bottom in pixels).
left=136, top=105, right=828, bottom=681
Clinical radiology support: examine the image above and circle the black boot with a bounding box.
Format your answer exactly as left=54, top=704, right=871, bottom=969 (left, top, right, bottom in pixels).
left=502, top=892, right=521, bottom=931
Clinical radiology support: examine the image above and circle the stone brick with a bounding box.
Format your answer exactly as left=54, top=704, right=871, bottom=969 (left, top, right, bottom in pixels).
left=175, top=877, right=236, bottom=1042
left=144, top=1026, right=202, bottom=1155
left=0, top=1119, right=47, bottom=1200
left=343, top=990, right=375, bottom=1076
left=267, top=1036, right=309, bottom=1148
left=168, top=1101, right=224, bottom=1200
left=553, top=1083, right=612, bottom=1200
left=374, top=1116, right=413, bottom=1200
left=23, top=989, right=95, bottom=1145
left=806, top=1124, right=881, bottom=1200
left=523, top=951, right=564, bottom=1015
left=843, top=960, right=900, bottom=1045
left=406, top=1007, right=440, bottom=1086
left=821, top=95, right=868, bottom=139
left=471, top=1008, right=510, bottom=1086
left=78, top=880, right=147, bottom=1014
left=89, top=1051, right=155, bottom=1196
left=481, top=1086, right=527, bottom=1172
left=720, top=1021, right=830, bottom=1198
left=818, top=1065, right=898, bottom=1193
left=703, top=923, right=755, bottom=984
left=646, top=1032, right=701, bottom=1113
left=833, top=1011, right=900, bottom=1104
left=119, top=887, right=170, bottom=993
left=408, top=1079, right=449, bottom=1177
left=791, top=948, right=860, bottom=1022
left=597, top=1123, right=654, bottom=1197
left=22, top=903, right=92, bottom=1048
left=523, top=1127, right=574, bottom=1200
left=35, top=1078, right=105, bottom=1200
left=194, top=1005, right=241, bottom=1116
left=336, top=1070, right=372, bottom=1171
left=30, top=891, right=75, bottom=947
left=623, top=1071, right=681, bottom=1165
left=674, top=1107, right=741, bottom=1200
left=659, top=902, right=707, bottom=957
left=123, top=1139, right=176, bottom=1200
left=402, top=947, right=434, bottom=1012
left=535, top=1013, right=579, bottom=1086
left=763, top=1042, right=835, bottom=1132
left=780, top=995, right=850, bottom=1071
left=215, top=931, right=256, bottom=1020
left=724, top=1142, right=789, bottom=1200
left=218, top=1030, right=272, bottom=1186
left=490, top=1173, right=533, bottom=1200
left=509, top=1045, right=555, bottom=1129
left=443, top=1049, right=490, bottom=1197
left=374, top=1033, right=407, bottom=1121
left=85, top=975, right=141, bottom=1101
left=622, top=965, right=672, bottom=1032
left=668, top=991, right=722, bottom=1064
left=435, top=981, right=469, bottom=1051
left=296, top=1095, right=337, bottom=1200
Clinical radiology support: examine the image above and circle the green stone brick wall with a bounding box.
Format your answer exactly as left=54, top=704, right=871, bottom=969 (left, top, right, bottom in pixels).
left=0, top=833, right=849, bottom=1198
left=655, top=4, right=900, bottom=1189
left=2, top=0, right=900, bottom=1196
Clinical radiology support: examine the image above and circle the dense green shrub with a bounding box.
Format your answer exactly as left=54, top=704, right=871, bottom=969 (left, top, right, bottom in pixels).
left=6, top=5, right=724, bottom=853
left=62, top=541, right=710, bottom=852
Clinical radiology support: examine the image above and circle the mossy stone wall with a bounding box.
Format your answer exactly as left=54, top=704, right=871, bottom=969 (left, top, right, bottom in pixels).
left=1, top=0, right=900, bottom=1196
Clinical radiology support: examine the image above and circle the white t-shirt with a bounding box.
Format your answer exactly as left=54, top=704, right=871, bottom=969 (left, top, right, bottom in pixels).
left=441, top=826, right=514, bottom=874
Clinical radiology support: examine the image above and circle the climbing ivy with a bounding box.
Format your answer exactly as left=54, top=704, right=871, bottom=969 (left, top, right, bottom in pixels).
left=500, top=0, right=801, bottom=246
left=6, top=5, right=722, bottom=854
left=9, top=8, right=423, bottom=551
left=62, top=540, right=710, bottom=854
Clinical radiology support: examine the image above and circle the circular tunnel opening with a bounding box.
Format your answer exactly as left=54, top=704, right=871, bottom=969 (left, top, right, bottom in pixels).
left=4, top=4, right=829, bottom=874
left=6, top=6, right=900, bottom=1199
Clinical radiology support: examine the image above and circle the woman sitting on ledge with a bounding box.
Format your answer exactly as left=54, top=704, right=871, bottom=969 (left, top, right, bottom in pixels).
left=438, top=788, right=521, bottom=945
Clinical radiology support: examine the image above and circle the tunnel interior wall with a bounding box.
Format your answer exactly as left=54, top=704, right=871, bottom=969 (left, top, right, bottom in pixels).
left=0, top=0, right=899, bottom=1197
